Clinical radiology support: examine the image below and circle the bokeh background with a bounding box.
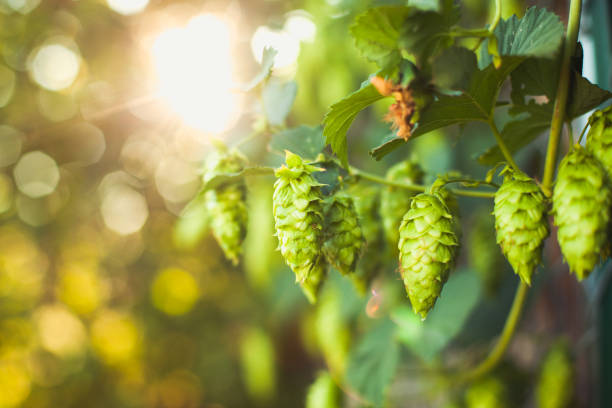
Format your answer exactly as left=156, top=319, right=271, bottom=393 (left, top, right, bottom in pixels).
left=0, top=0, right=610, bottom=407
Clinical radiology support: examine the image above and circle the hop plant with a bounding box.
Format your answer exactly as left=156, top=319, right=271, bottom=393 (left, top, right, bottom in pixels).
left=380, top=160, right=425, bottom=248
left=465, top=377, right=508, bottom=408
left=586, top=105, right=612, bottom=178
left=273, top=151, right=326, bottom=303
left=203, top=145, right=249, bottom=265
left=398, top=189, right=460, bottom=319
left=537, top=340, right=574, bottom=408
left=493, top=168, right=549, bottom=285
left=322, top=193, right=364, bottom=275
left=348, top=184, right=384, bottom=293
left=469, top=210, right=506, bottom=296
left=553, top=146, right=611, bottom=279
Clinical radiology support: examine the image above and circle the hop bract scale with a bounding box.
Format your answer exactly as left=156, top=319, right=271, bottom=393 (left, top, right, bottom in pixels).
left=493, top=168, right=549, bottom=285
left=273, top=151, right=326, bottom=303
left=380, top=160, right=424, bottom=249
left=586, top=105, right=612, bottom=178
left=398, top=189, right=459, bottom=319
left=203, top=145, right=249, bottom=265
left=322, top=193, right=364, bottom=276
left=553, top=146, right=611, bottom=280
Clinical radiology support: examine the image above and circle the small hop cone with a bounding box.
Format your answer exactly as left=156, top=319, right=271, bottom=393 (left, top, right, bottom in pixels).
left=586, top=105, right=612, bottom=179
left=553, top=146, right=611, bottom=280
left=203, top=145, right=249, bottom=265
left=537, top=340, right=574, bottom=408
left=273, top=151, right=326, bottom=302
left=322, top=193, right=364, bottom=275
left=398, top=191, right=459, bottom=319
left=348, top=184, right=384, bottom=293
left=465, top=377, right=509, bottom=408
left=380, top=160, right=425, bottom=248
left=494, top=168, right=549, bottom=285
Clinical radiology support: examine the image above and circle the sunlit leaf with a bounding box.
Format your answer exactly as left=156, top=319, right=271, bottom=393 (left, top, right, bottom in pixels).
left=263, top=79, right=298, bottom=126
left=242, top=47, right=277, bottom=91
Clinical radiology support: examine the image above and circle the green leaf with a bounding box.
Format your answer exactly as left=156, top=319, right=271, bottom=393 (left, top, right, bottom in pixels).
left=432, top=46, right=478, bottom=91
left=480, top=7, right=564, bottom=69
left=349, top=6, right=411, bottom=68
left=263, top=79, right=298, bottom=126
left=323, top=84, right=384, bottom=168
left=393, top=270, right=481, bottom=362
left=478, top=103, right=552, bottom=165
left=242, top=47, right=277, bottom=91
left=309, top=160, right=347, bottom=196
left=369, top=133, right=405, bottom=161
left=567, top=74, right=612, bottom=118
left=201, top=167, right=274, bottom=193
left=269, top=126, right=325, bottom=161
left=346, top=319, right=399, bottom=406
left=398, top=9, right=458, bottom=64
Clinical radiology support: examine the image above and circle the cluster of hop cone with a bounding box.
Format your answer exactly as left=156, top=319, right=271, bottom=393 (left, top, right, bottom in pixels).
left=202, top=106, right=612, bottom=320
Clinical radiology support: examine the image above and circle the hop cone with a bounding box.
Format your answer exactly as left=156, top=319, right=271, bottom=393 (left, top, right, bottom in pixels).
left=203, top=146, right=248, bottom=265
left=306, top=371, right=341, bottom=408
left=537, top=341, right=574, bottom=408
left=348, top=184, right=384, bottom=293
left=322, top=193, right=364, bottom=275
left=273, top=151, right=326, bottom=302
left=469, top=211, right=506, bottom=296
left=398, top=191, right=459, bottom=319
left=553, top=146, right=611, bottom=279
left=465, top=377, right=508, bottom=408
left=380, top=160, right=424, bottom=248
left=586, top=105, right=612, bottom=178
left=493, top=168, right=549, bottom=285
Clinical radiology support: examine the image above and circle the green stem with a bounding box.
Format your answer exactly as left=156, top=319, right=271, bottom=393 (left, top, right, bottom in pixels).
left=471, top=0, right=502, bottom=51
left=454, top=282, right=528, bottom=384
left=577, top=120, right=589, bottom=144
left=541, top=0, right=583, bottom=196
left=349, top=167, right=496, bottom=198
left=567, top=122, right=574, bottom=145
left=488, top=118, right=519, bottom=170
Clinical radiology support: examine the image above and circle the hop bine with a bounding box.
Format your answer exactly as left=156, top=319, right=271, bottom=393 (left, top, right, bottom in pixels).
left=273, top=151, right=326, bottom=303
left=380, top=160, right=424, bottom=249
left=203, top=145, right=249, bottom=265
left=398, top=187, right=459, bottom=319
left=553, top=145, right=611, bottom=280
left=493, top=168, right=549, bottom=285
left=322, top=193, right=364, bottom=276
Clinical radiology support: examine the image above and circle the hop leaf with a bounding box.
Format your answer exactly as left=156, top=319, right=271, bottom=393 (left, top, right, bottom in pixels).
left=273, top=151, right=327, bottom=302
left=494, top=168, right=549, bottom=285
left=203, top=145, right=249, bottom=265
left=465, top=377, right=509, bottom=408
left=537, top=340, right=574, bottom=408
left=398, top=190, right=459, bottom=319
left=585, top=104, right=612, bottom=179
left=553, top=146, right=611, bottom=279
left=322, top=193, right=364, bottom=275
left=348, top=184, right=385, bottom=293
left=380, top=160, right=425, bottom=249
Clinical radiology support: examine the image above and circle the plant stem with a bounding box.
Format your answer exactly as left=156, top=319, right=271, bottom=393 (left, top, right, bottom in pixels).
left=577, top=120, right=589, bottom=144
left=454, top=282, right=528, bottom=384
left=541, top=0, right=583, bottom=195
left=349, top=167, right=496, bottom=198
left=471, top=0, right=502, bottom=51
left=488, top=118, right=519, bottom=170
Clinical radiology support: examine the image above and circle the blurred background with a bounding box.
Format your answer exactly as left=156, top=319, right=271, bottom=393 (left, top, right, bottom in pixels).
left=0, top=0, right=610, bottom=407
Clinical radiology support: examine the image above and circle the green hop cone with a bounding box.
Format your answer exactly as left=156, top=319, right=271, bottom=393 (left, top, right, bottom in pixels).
left=322, top=193, right=364, bottom=275
left=398, top=190, right=459, bottom=319
left=493, top=168, right=549, bottom=285
left=469, top=210, right=506, bottom=296
left=306, top=371, right=341, bottom=408
left=537, top=340, right=574, bottom=408
left=203, top=145, right=249, bottom=265
left=348, top=184, right=384, bottom=293
left=273, top=151, right=326, bottom=302
left=586, top=105, right=612, bottom=178
left=380, top=160, right=425, bottom=249
left=465, top=377, right=508, bottom=408
left=553, top=146, right=611, bottom=280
